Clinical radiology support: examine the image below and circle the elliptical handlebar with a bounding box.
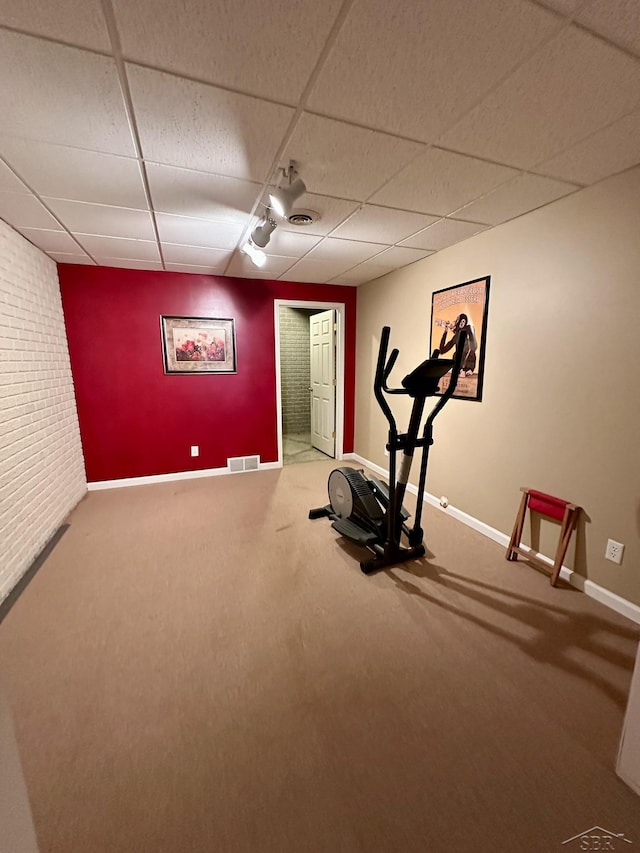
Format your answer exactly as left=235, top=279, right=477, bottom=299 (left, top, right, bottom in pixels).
left=383, top=349, right=399, bottom=387
left=424, top=325, right=469, bottom=423
left=375, top=326, right=408, bottom=396
left=373, top=327, right=399, bottom=437
left=373, top=324, right=471, bottom=446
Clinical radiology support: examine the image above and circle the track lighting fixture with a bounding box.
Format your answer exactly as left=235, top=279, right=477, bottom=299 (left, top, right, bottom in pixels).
left=269, top=160, right=307, bottom=219
left=241, top=239, right=267, bottom=268
left=250, top=213, right=277, bottom=248
left=241, top=209, right=277, bottom=268
left=241, top=163, right=306, bottom=268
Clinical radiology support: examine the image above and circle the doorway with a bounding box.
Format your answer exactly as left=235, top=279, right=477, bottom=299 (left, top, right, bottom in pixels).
left=274, top=300, right=346, bottom=467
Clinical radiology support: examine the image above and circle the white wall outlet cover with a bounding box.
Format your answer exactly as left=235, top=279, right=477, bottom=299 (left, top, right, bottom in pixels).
left=605, top=539, right=624, bottom=564
left=190, top=446, right=199, bottom=457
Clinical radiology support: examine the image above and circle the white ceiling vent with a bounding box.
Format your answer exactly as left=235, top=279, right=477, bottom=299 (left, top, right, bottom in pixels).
left=287, top=209, right=320, bottom=227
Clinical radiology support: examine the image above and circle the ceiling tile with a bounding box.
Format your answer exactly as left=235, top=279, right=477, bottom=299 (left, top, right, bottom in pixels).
left=164, top=263, right=230, bottom=275
left=226, top=252, right=298, bottom=279
left=330, top=267, right=387, bottom=286
left=74, top=234, right=160, bottom=261
left=44, top=199, right=155, bottom=240
left=17, top=228, right=82, bottom=253
left=307, top=0, right=561, bottom=141
left=0, top=31, right=135, bottom=155
left=576, top=0, right=640, bottom=56
left=127, top=65, right=294, bottom=181
left=400, top=218, right=488, bottom=251
left=332, top=258, right=399, bottom=284
left=93, top=258, right=164, bottom=271
left=0, top=137, right=149, bottom=208
left=330, top=205, right=440, bottom=243
left=325, top=278, right=363, bottom=287
left=112, top=0, right=343, bottom=103
left=264, top=229, right=323, bottom=257
left=283, top=114, right=425, bottom=200
left=0, top=0, right=111, bottom=51
left=306, top=237, right=387, bottom=265
left=146, top=163, right=260, bottom=223
left=280, top=257, right=354, bottom=283
left=0, top=159, right=28, bottom=193
left=438, top=26, right=640, bottom=168
left=370, top=148, right=519, bottom=215
left=534, top=111, right=640, bottom=184
left=0, top=191, right=63, bottom=229
left=454, top=173, right=579, bottom=225
left=156, top=213, right=244, bottom=250
left=160, top=244, right=232, bottom=268
left=373, top=246, right=434, bottom=267
left=277, top=194, right=360, bottom=236
left=48, top=253, right=96, bottom=265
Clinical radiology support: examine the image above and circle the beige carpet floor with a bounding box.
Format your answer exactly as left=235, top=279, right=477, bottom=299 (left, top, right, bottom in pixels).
left=0, top=459, right=639, bottom=853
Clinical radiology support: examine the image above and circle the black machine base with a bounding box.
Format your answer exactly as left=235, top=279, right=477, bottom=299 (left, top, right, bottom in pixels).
left=360, top=543, right=426, bottom=575
left=308, top=505, right=332, bottom=520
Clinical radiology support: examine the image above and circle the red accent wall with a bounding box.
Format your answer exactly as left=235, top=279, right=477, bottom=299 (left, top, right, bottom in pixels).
left=58, top=265, right=357, bottom=482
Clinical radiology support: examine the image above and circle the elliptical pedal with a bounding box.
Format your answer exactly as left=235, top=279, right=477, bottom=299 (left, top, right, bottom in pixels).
left=331, top=517, right=380, bottom=546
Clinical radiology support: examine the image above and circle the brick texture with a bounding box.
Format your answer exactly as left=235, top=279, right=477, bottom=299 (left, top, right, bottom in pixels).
left=279, top=307, right=314, bottom=435
left=0, top=221, right=86, bottom=604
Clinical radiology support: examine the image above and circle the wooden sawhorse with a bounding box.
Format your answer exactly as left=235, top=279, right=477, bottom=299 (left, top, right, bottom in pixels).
left=506, top=487, right=579, bottom=586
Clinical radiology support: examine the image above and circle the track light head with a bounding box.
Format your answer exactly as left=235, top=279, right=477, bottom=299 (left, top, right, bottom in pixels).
left=269, top=161, right=306, bottom=219
left=250, top=215, right=277, bottom=248
left=241, top=239, right=267, bottom=268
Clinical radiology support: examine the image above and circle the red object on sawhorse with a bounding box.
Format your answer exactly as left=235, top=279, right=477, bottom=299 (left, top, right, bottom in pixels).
left=506, top=487, right=580, bottom=586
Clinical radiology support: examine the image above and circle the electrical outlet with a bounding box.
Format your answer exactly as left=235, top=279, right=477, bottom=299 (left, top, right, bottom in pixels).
left=605, top=539, right=624, bottom=565
left=190, top=445, right=199, bottom=457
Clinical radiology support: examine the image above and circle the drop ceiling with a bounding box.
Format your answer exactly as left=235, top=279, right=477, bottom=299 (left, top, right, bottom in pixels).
left=1, top=0, right=639, bottom=285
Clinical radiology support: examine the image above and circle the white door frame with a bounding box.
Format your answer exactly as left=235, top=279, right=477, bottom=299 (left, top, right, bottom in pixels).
left=274, top=299, right=346, bottom=467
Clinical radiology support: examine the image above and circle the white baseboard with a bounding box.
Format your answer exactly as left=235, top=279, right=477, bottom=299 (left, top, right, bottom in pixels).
left=87, top=459, right=280, bottom=491
left=350, top=454, right=640, bottom=625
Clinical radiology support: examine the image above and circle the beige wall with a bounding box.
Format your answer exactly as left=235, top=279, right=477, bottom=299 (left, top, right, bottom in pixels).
left=355, top=165, right=640, bottom=606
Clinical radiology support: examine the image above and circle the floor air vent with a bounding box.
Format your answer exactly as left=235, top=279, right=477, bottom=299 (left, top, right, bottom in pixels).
left=227, top=456, right=260, bottom=473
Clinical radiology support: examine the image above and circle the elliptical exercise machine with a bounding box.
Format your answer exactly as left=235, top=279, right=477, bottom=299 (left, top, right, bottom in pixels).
left=309, top=325, right=467, bottom=574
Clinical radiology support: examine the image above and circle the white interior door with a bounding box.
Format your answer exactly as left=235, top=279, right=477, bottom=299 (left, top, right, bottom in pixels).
left=310, top=309, right=336, bottom=457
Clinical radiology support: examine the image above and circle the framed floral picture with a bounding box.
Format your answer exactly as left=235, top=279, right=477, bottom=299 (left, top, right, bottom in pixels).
left=160, top=316, right=236, bottom=374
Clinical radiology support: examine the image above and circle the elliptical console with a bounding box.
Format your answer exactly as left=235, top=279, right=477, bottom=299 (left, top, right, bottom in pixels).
left=309, top=325, right=468, bottom=574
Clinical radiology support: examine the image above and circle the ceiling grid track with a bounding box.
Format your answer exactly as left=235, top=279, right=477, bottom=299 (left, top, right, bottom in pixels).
left=99, top=0, right=166, bottom=269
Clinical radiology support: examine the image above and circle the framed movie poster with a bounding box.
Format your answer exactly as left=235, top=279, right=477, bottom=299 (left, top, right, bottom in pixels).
left=429, top=276, right=490, bottom=402
left=160, top=316, right=236, bottom=374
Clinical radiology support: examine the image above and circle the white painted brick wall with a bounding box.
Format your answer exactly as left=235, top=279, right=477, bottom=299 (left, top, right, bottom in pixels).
left=0, top=221, right=86, bottom=604
left=279, top=307, right=312, bottom=434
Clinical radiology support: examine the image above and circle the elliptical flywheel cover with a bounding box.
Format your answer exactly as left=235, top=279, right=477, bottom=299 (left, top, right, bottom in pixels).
left=328, top=468, right=355, bottom=519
